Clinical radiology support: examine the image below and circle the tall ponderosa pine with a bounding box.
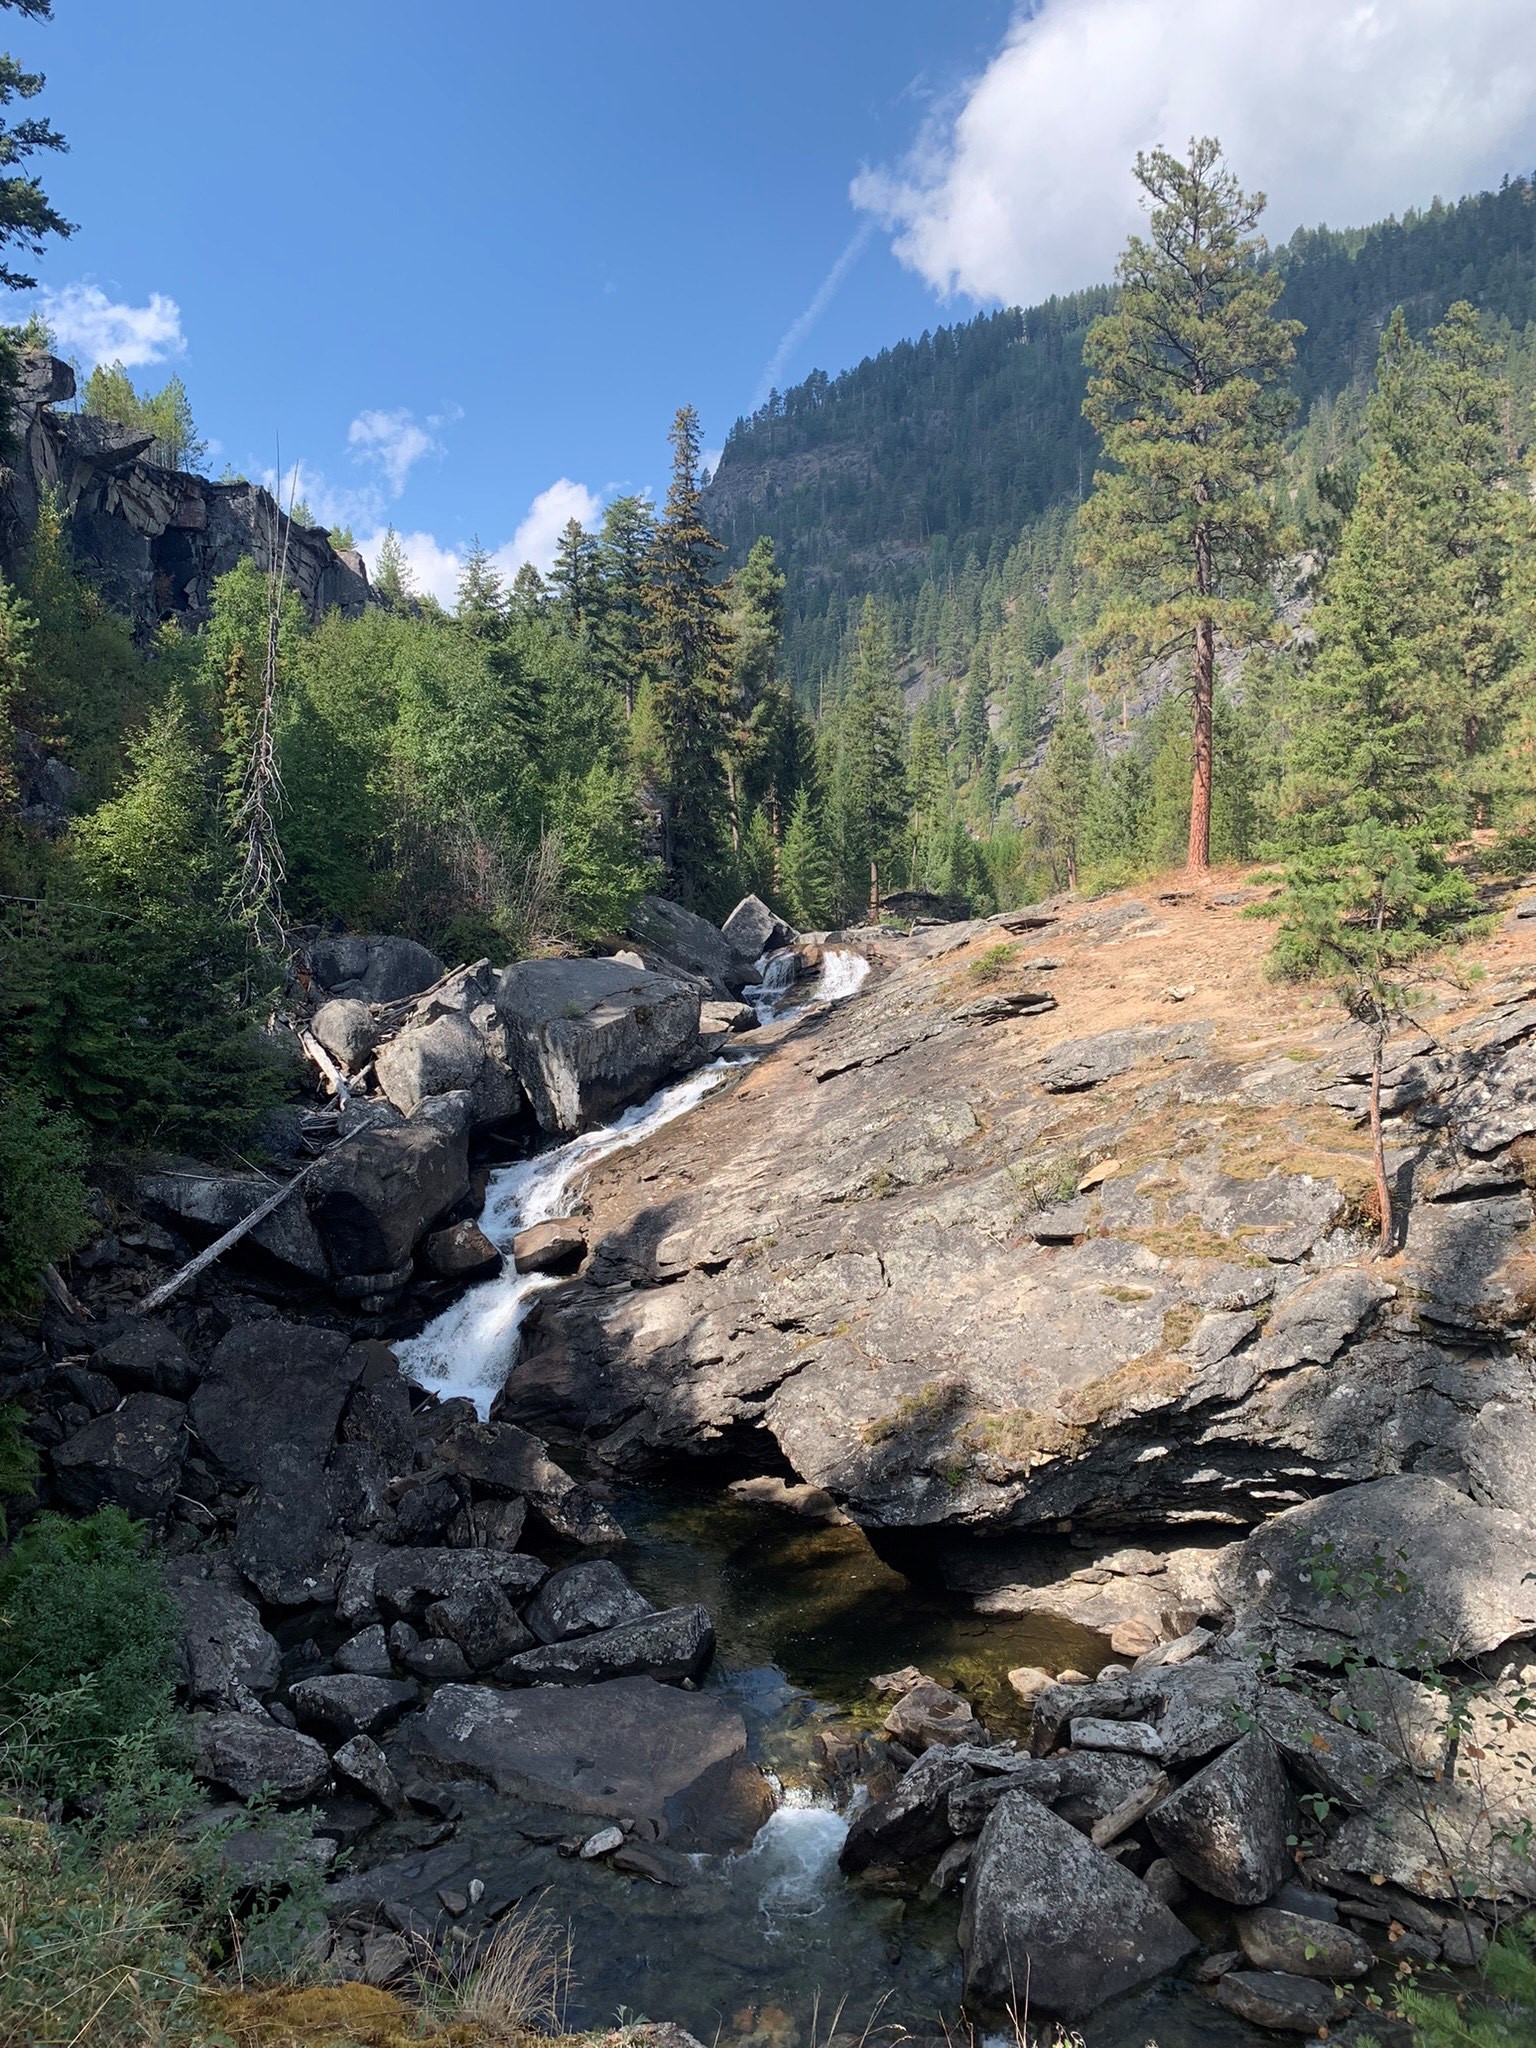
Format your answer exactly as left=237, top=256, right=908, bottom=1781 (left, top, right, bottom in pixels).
left=644, top=405, right=732, bottom=907
left=1081, top=136, right=1299, bottom=872
left=833, top=598, right=907, bottom=917
left=372, top=527, right=413, bottom=606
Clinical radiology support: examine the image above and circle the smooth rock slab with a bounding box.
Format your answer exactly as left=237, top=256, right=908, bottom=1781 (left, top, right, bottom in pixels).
left=195, top=1713, right=330, bottom=1804
left=512, top=1217, right=588, bottom=1273
left=1146, top=1731, right=1294, bottom=1905
left=495, top=1603, right=714, bottom=1687
left=408, top=1675, right=767, bottom=1849
left=960, top=1790, right=1197, bottom=2019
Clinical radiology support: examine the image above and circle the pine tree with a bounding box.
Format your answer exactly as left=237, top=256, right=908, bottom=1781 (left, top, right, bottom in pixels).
left=592, top=494, right=655, bottom=715
left=1081, top=137, right=1300, bottom=872
left=455, top=539, right=506, bottom=637
left=549, top=517, right=600, bottom=633
left=1035, top=693, right=1098, bottom=891
left=509, top=561, right=548, bottom=617
left=372, top=527, right=413, bottom=606
left=0, top=1, right=71, bottom=293
left=140, top=373, right=204, bottom=470
left=643, top=405, right=732, bottom=907
left=833, top=597, right=908, bottom=917
left=779, top=784, right=835, bottom=928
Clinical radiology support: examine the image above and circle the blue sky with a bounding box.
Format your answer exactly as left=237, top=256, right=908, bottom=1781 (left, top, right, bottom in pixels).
left=19, top=1, right=1536, bottom=600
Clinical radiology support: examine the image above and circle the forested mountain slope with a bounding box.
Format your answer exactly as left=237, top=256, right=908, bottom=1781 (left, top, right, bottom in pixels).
left=707, top=173, right=1536, bottom=690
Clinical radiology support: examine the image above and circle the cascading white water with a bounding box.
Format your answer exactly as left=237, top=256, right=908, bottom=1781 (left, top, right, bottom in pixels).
left=746, top=944, right=870, bottom=1025
left=734, top=1798, right=849, bottom=1926
left=816, top=947, right=871, bottom=1004
left=394, top=1059, right=739, bottom=1413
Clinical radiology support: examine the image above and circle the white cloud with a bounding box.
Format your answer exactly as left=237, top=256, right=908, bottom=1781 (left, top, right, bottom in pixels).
left=353, top=476, right=603, bottom=607
left=38, top=282, right=185, bottom=372
left=501, top=477, right=602, bottom=578
left=348, top=406, right=451, bottom=496
left=853, top=0, right=1536, bottom=305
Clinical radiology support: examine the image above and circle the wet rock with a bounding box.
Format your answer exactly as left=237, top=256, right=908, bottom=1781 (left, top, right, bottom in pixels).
left=165, top=1555, right=280, bottom=1710
left=196, top=1713, right=330, bottom=1804
left=51, top=1392, right=186, bottom=1518
left=334, top=1625, right=395, bottom=1678
left=701, top=999, right=758, bottom=1035
left=1227, top=1476, right=1536, bottom=1664
left=495, top=1604, right=714, bottom=1687
left=306, top=1120, right=470, bottom=1280
left=496, top=957, right=701, bottom=1136
left=311, top=998, right=377, bottom=1071
left=960, top=1790, right=1197, bottom=2018
left=512, top=1218, right=588, bottom=1274
left=376, top=1012, right=485, bottom=1116
left=374, top=1547, right=545, bottom=1620
left=1212, top=1971, right=1342, bottom=2033
left=882, top=1679, right=981, bottom=1751
left=425, top=1582, right=533, bottom=1670
left=1236, top=1907, right=1373, bottom=1980
left=1147, top=1731, right=1294, bottom=1905
left=409, top=1675, right=768, bottom=1850
left=524, top=1560, right=653, bottom=1644
left=839, top=1743, right=984, bottom=1872
left=289, top=1674, right=418, bottom=1742
left=424, top=1221, right=503, bottom=1280
left=93, top=1321, right=200, bottom=1399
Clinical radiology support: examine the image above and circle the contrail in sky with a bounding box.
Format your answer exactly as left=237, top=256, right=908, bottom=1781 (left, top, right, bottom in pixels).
left=752, top=221, right=875, bottom=411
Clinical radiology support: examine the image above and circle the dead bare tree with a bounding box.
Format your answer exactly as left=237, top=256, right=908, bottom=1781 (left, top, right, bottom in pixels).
left=232, top=458, right=296, bottom=958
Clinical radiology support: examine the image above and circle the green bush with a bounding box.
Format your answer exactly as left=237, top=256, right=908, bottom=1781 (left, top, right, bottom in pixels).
left=0, top=1508, right=182, bottom=1795
left=0, top=1079, right=91, bottom=1315
left=0, top=1403, right=38, bottom=1539
left=1399, top=1923, right=1536, bottom=2044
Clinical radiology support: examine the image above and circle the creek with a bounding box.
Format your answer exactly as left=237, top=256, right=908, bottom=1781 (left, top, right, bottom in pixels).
left=389, top=954, right=1233, bottom=2047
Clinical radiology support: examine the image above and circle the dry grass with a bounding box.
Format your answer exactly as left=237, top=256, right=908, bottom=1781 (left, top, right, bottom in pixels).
left=415, top=1908, right=572, bottom=2043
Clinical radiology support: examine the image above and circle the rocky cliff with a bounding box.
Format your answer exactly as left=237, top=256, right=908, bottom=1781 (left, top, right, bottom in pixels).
left=0, top=353, right=372, bottom=632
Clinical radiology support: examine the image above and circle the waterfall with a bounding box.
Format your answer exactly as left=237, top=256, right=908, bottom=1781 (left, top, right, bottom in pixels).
left=746, top=944, right=870, bottom=1024
left=394, top=1060, right=739, bottom=1413
left=816, top=948, right=871, bottom=1004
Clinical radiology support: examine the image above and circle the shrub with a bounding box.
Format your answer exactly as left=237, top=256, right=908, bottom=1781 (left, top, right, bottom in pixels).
left=0, top=1508, right=182, bottom=1795
left=0, top=1080, right=91, bottom=1315
left=0, top=1403, right=38, bottom=1538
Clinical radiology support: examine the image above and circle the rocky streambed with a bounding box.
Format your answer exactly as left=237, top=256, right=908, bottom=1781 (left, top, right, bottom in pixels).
left=10, top=878, right=1536, bottom=2042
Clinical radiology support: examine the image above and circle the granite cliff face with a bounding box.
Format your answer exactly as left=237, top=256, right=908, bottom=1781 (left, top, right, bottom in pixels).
left=0, top=353, right=371, bottom=632
left=506, top=879, right=1536, bottom=1541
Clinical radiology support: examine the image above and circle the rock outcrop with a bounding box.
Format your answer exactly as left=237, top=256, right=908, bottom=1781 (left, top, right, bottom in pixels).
left=1, top=353, right=371, bottom=634
left=496, top=957, right=701, bottom=1135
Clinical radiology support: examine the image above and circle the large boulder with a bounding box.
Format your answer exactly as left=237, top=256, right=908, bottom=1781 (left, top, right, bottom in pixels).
left=305, top=1120, right=469, bottom=1279
left=304, top=934, right=444, bottom=1005
left=188, top=1324, right=364, bottom=1489
left=195, top=1713, right=330, bottom=1804
left=50, top=1393, right=187, bottom=1519
left=839, top=1743, right=984, bottom=1873
left=311, top=998, right=378, bottom=1071
left=1146, top=1730, right=1294, bottom=1904
left=495, top=958, right=700, bottom=1136
left=407, top=1675, right=769, bottom=1850
left=372, top=1546, right=545, bottom=1620
left=375, top=1011, right=485, bottom=1116
left=165, top=1555, right=280, bottom=1711
left=137, top=1168, right=331, bottom=1281
left=233, top=1443, right=348, bottom=1607
left=524, top=1561, right=652, bottom=1644
left=92, top=1322, right=200, bottom=1399
left=626, top=893, right=755, bottom=998
left=1225, top=1475, right=1536, bottom=1665
left=960, top=1790, right=1197, bottom=2018
left=439, top=1417, right=624, bottom=1544
left=721, top=894, right=795, bottom=962
left=288, top=1674, right=418, bottom=1742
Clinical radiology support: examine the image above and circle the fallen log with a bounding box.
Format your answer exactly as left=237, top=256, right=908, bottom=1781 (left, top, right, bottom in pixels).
left=140, top=1120, right=376, bottom=1313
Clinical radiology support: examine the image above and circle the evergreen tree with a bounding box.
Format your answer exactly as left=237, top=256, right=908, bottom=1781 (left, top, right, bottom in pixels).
left=455, top=539, right=506, bottom=637
left=372, top=527, right=413, bottom=606
left=592, top=494, right=655, bottom=716
left=779, top=784, right=835, bottom=928
left=643, top=404, right=732, bottom=907
left=509, top=561, right=548, bottom=617
left=832, top=597, right=907, bottom=916
left=549, top=517, right=600, bottom=632
left=140, top=373, right=204, bottom=470
left=0, top=0, right=71, bottom=293
left=1081, top=137, right=1299, bottom=871
left=1035, top=693, right=1097, bottom=891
